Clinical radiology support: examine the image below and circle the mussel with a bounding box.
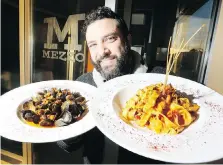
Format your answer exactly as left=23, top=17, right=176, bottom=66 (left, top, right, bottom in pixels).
left=33, top=115, right=41, bottom=124
left=72, top=92, right=81, bottom=99
left=61, top=100, right=70, bottom=112
left=66, top=94, right=75, bottom=101
left=52, top=103, right=62, bottom=114
left=75, top=96, right=86, bottom=105
left=40, top=119, right=54, bottom=127
left=62, top=111, right=72, bottom=123
left=23, top=101, right=36, bottom=111
left=21, top=110, right=35, bottom=121
left=72, top=104, right=84, bottom=117
left=54, top=119, right=67, bottom=127
left=20, top=88, right=88, bottom=128
left=61, top=100, right=83, bottom=116
left=32, top=93, right=44, bottom=103
left=55, top=111, right=73, bottom=127
left=21, top=110, right=41, bottom=124
left=49, top=88, right=57, bottom=98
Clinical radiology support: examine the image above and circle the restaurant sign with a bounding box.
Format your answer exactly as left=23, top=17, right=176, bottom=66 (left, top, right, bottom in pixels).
left=42, top=14, right=85, bottom=62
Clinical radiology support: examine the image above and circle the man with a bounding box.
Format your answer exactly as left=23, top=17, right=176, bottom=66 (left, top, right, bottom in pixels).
left=57, top=6, right=166, bottom=164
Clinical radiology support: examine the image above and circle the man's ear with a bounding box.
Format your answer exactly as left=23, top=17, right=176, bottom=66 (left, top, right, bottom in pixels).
left=127, top=33, right=132, bottom=46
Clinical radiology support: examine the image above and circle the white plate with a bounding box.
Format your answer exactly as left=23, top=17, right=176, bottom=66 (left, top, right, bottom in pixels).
left=0, top=80, right=96, bottom=143
left=92, top=73, right=223, bottom=163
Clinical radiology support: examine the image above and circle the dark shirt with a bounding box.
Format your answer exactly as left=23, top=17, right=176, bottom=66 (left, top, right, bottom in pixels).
left=76, top=72, right=96, bottom=87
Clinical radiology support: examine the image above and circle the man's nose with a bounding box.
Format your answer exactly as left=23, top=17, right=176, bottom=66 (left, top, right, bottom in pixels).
left=98, top=43, right=110, bottom=56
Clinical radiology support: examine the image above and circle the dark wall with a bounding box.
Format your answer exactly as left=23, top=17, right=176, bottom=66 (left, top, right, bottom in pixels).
left=152, top=0, right=178, bottom=47
left=116, top=0, right=178, bottom=69
left=1, top=1, right=19, bottom=72
left=1, top=0, right=20, bottom=93
left=1, top=0, right=23, bottom=157
left=148, top=0, right=178, bottom=69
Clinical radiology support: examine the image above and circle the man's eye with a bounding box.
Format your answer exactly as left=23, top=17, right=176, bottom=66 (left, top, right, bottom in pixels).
left=105, top=36, right=117, bottom=43
left=89, top=44, right=96, bottom=48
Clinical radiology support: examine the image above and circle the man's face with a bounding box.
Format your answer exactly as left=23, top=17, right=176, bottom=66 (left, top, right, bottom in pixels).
left=86, top=18, right=129, bottom=80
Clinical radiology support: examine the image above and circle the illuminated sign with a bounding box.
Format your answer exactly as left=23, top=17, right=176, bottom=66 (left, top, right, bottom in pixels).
left=42, top=14, right=85, bottom=62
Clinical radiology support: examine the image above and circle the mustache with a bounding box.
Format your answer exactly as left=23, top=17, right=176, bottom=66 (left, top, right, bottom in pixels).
left=97, top=54, right=117, bottom=63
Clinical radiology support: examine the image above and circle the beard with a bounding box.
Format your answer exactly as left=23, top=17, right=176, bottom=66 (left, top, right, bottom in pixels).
left=91, top=41, right=131, bottom=81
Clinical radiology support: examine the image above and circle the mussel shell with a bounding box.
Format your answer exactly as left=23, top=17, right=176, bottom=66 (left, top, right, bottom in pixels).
left=33, top=115, right=41, bottom=124
left=23, top=101, right=36, bottom=111
left=54, top=119, right=67, bottom=127
left=21, top=110, right=35, bottom=118
left=54, top=111, right=73, bottom=127
left=21, top=110, right=40, bottom=123
left=56, top=94, right=66, bottom=102
left=66, top=95, right=74, bottom=101
left=61, top=100, right=76, bottom=111
left=72, top=92, right=81, bottom=99
left=41, top=104, right=48, bottom=109
left=24, top=112, right=33, bottom=119
left=68, top=103, right=77, bottom=112
left=58, top=100, right=75, bottom=119
left=61, top=94, right=67, bottom=102
left=81, top=104, right=88, bottom=110
left=44, top=110, right=52, bottom=115
left=61, top=111, right=72, bottom=123
left=50, top=89, right=57, bottom=98
left=39, top=119, right=54, bottom=127
left=77, top=104, right=84, bottom=115
left=63, top=89, right=72, bottom=95
left=52, top=104, right=61, bottom=113
left=61, top=101, right=70, bottom=112
left=21, top=109, right=31, bottom=116
left=24, top=113, right=34, bottom=122
left=48, top=103, right=53, bottom=110
left=32, top=94, right=43, bottom=102
left=75, top=96, right=86, bottom=104
left=70, top=104, right=84, bottom=117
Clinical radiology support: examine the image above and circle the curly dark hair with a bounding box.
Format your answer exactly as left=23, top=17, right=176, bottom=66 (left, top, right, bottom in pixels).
left=82, top=6, right=129, bottom=39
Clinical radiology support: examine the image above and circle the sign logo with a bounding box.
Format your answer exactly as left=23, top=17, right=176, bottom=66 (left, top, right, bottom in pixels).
left=42, top=14, right=85, bottom=62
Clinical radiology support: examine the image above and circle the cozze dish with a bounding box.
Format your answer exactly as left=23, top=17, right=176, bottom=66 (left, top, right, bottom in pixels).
left=18, top=88, right=88, bottom=128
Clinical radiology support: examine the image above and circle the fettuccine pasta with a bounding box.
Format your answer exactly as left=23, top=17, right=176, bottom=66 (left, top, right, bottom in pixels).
left=121, top=83, right=200, bottom=135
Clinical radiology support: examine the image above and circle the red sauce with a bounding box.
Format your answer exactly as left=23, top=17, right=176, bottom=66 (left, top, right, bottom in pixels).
left=162, top=108, right=169, bottom=116
left=135, top=115, right=141, bottom=120
left=154, top=97, right=162, bottom=108
left=152, top=146, right=158, bottom=150
left=177, top=114, right=185, bottom=125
